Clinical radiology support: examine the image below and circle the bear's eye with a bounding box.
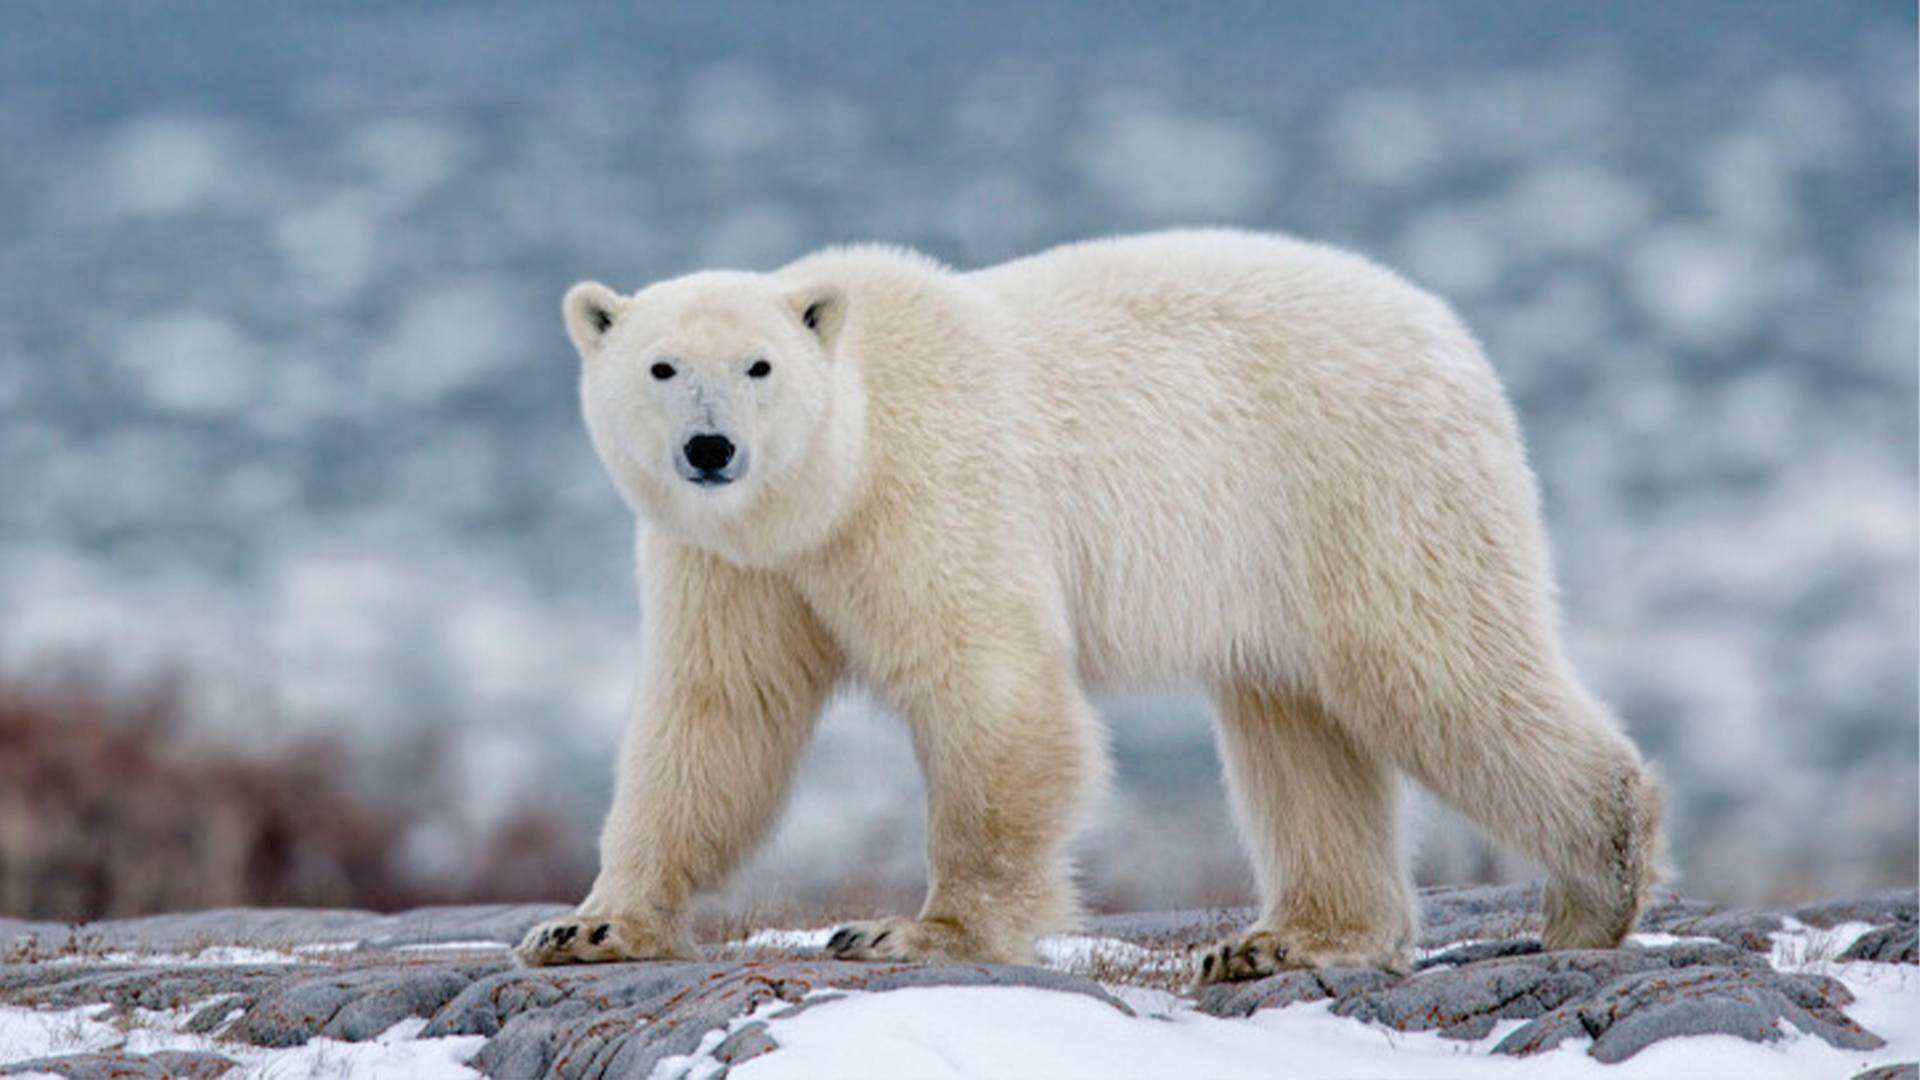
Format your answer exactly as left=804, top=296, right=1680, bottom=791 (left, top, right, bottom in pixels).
left=649, top=362, right=676, bottom=381
left=747, top=359, right=772, bottom=379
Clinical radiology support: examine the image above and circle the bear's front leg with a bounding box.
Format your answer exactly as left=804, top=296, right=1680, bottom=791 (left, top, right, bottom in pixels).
left=824, top=634, right=1105, bottom=966
left=517, top=539, right=841, bottom=967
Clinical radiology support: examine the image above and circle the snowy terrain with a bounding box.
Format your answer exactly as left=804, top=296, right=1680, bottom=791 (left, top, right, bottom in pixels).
left=707, top=965, right=1919, bottom=1080
left=1, top=958, right=1913, bottom=1080
left=0, top=888, right=1914, bottom=1078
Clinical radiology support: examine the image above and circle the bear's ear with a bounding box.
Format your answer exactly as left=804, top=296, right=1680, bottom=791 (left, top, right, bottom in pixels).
left=788, top=285, right=847, bottom=354
left=562, top=281, right=626, bottom=358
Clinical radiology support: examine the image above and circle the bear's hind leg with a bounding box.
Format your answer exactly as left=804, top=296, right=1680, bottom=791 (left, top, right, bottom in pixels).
left=1345, top=668, right=1663, bottom=954
left=1195, top=685, right=1416, bottom=985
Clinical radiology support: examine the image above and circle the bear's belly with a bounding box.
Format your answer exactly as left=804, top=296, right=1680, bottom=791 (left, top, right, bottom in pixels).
left=1045, top=493, right=1312, bottom=693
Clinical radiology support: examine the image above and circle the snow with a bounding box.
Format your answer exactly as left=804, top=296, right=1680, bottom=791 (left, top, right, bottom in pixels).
left=648, top=1024, right=734, bottom=1080
left=725, top=928, right=1188, bottom=983
left=735, top=927, right=835, bottom=950
left=1619, top=931, right=1723, bottom=948
left=1032, top=934, right=1186, bottom=980
left=0, top=1005, right=485, bottom=1079
left=1766, top=917, right=1881, bottom=970
left=46, top=945, right=310, bottom=967
left=695, top=974, right=1917, bottom=1080
left=2, top=928, right=1914, bottom=1078
left=656, top=927, right=1920, bottom=1078
left=223, top=1017, right=486, bottom=1080
left=701, top=961, right=1920, bottom=1080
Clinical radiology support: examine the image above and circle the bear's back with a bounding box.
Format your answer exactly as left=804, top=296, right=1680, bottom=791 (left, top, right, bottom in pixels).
left=968, top=230, right=1528, bottom=689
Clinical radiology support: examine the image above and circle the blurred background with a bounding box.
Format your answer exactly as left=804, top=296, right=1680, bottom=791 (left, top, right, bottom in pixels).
left=0, top=1, right=1913, bottom=924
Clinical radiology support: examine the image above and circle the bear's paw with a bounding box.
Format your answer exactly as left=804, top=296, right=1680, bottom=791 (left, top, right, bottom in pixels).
left=1193, top=927, right=1407, bottom=986
left=823, top=916, right=983, bottom=964
left=513, top=913, right=693, bottom=967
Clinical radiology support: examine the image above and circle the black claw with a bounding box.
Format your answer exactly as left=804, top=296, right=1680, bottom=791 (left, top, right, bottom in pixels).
left=553, top=924, right=578, bottom=946
left=870, top=929, right=891, bottom=947
left=589, top=923, right=611, bottom=946
left=826, top=928, right=855, bottom=954
left=1201, top=953, right=1216, bottom=979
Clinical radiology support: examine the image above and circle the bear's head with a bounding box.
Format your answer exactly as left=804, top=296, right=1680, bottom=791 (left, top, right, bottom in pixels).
left=564, top=271, right=863, bottom=565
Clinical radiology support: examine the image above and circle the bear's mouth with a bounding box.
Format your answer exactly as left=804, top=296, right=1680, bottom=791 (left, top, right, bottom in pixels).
left=687, top=471, right=735, bottom=487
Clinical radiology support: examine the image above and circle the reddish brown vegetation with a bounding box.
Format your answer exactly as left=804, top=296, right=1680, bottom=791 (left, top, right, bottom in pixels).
left=0, top=660, right=591, bottom=922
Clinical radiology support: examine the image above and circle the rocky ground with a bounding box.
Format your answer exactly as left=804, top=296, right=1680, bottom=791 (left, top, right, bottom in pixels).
left=0, top=884, right=1913, bottom=1079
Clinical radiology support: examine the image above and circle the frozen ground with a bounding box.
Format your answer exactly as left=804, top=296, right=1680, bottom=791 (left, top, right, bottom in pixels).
left=0, top=885, right=1912, bottom=1078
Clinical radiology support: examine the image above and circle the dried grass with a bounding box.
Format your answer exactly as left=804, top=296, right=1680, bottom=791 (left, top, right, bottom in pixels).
left=0, top=654, right=591, bottom=921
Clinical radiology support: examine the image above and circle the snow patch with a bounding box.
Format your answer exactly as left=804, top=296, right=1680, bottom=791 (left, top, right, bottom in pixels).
left=647, top=1023, right=734, bottom=1080
left=734, top=927, right=835, bottom=951
left=47, top=946, right=310, bottom=967
left=717, top=972, right=1920, bottom=1080
left=1767, top=917, right=1881, bottom=971
left=0, top=1004, right=485, bottom=1079
left=1034, top=934, right=1186, bottom=980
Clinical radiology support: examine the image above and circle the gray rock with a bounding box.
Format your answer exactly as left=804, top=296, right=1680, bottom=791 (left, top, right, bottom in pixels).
left=1084, top=908, right=1253, bottom=951
left=1626, top=937, right=1769, bottom=971
left=1416, top=883, right=1543, bottom=947
left=1332, top=950, right=1654, bottom=1039
left=227, top=962, right=504, bottom=1047
left=1190, top=966, right=1407, bottom=1022
left=460, top=960, right=1128, bottom=1080
left=0, top=904, right=564, bottom=957
left=1414, top=937, right=1542, bottom=969
left=1852, top=1064, right=1918, bottom=1080
left=1, top=888, right=1911, bottom=1076
left=1794, top=891, right=1917, bottom=931
left=1085, top=882, right=1555, bottom=954
left=350, top=904, right=568, bottom=952
left=1843, top=924, right=1919, bottom=964
left=1495, top=965, right=1884, bottom=1063
left=0, top=964, right=289, bottom=1012
left=1633, top=891, right=1724, bottom=933
left=0, top=919, right=72, bottom=958
left=709, top=1019, right=783, bottom=1070
left=0, top=1050, right=236, bottom=1079
left=1671, top=910, right=1785, bottom=952
left=1194, top=937, right=1826, bottom=1056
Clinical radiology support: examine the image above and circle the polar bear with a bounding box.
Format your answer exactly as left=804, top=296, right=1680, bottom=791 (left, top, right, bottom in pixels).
left=514, top=229, right=1663, bottom=982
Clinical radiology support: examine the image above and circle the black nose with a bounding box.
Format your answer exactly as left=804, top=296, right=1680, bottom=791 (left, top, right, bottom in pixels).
left=683, top=434, right=736, bottom=473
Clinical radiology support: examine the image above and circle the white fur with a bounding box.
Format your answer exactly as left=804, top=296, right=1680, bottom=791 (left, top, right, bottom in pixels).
left=517, top=229, right=1663, bottom=977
